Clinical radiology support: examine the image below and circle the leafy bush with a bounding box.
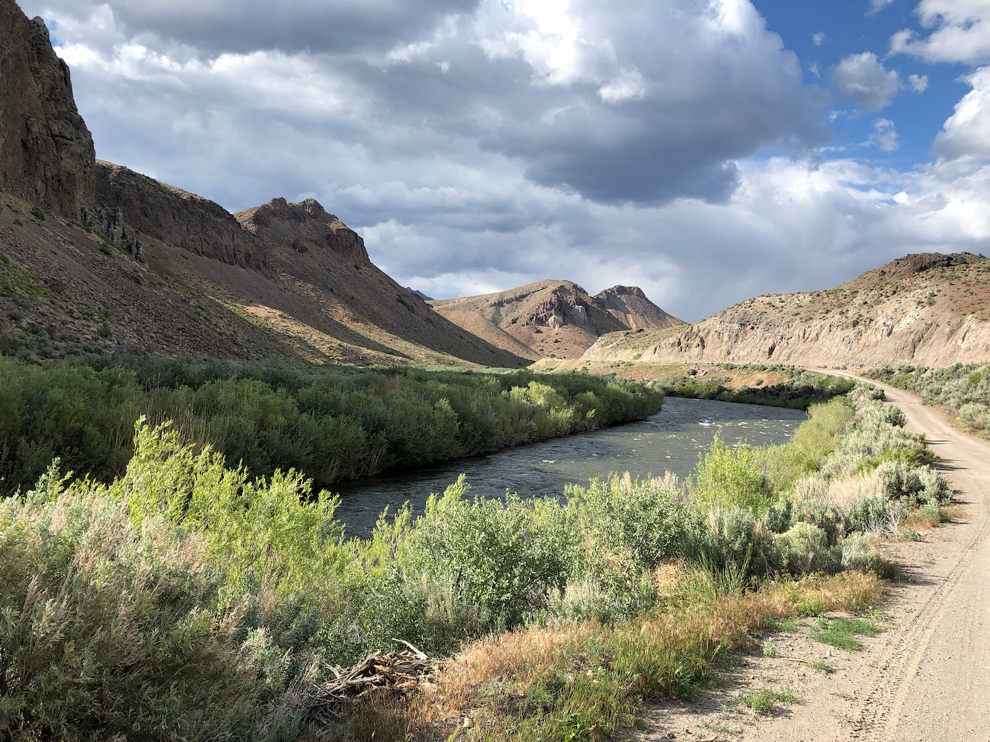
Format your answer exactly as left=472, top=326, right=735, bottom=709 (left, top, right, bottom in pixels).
left=691, top=434, right=775, bottom=515
left=773, top=523, right=837, bottom=575
left=0, top=470, right=317, bottom=742
left=0, top=355, right=663, bottom=495
left=411, top=477, right=575, bottom=631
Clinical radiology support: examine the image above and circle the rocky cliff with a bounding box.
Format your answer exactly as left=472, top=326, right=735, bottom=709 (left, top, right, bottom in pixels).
left=237, top=197, right=371, bottom=268
left=594, top=285, right=684, bottom=332
left=583, top=253, right=990, bottom=368
left=96, top=162, right=269, bottom=271
left=0, top=2, right=95, bottom=218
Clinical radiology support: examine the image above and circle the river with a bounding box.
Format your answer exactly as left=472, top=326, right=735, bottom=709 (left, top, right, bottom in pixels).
left=333, top=397, right=807, bottom=537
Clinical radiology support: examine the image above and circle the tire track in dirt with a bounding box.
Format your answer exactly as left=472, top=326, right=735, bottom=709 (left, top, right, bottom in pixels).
left=816, top=370, right=990, bottom=742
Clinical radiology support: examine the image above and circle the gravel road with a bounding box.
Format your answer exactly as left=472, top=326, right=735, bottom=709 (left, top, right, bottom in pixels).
left=818, top=370, right=990, bottom=742
left=633, top=371, right=990, bottom=742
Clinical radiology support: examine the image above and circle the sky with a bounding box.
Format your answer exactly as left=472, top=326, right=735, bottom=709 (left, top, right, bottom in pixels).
left=18, top=0, right=990, bottom=321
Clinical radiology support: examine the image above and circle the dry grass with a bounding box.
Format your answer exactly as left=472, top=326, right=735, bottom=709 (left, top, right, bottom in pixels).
left=794, top=472, right=886, bottom=510
left=327, top=570, right=883, bottom=741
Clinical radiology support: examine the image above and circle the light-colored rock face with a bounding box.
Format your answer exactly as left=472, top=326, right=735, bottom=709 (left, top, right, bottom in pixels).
left=432, top=280, right=682, bottom=360
left=583, top=253, right=990, bottom=369
left=0, top=4, right=95, bottom=218
left=593, top=285, right=684, bottom=332
left=431, top=280, right=629, bottom=359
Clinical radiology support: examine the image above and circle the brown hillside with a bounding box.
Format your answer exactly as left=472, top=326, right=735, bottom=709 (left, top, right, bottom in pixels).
left=431, top=280, right=627, bottom=359
left=433, top=281, right=680, bottom=359
left=0, top=5, right=527, bottom=368
left=584, top=253, right=990, bottom=368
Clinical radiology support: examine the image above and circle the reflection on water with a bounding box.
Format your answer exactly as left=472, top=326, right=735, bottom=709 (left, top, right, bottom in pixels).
left=334, top=397, right=806, bottom=538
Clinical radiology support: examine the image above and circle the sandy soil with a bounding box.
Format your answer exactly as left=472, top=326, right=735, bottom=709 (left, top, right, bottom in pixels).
left=630, top=371, right=990, bottom=742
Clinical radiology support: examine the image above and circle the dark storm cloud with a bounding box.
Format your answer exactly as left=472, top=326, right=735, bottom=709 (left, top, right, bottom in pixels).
left=28, top=0, right=481, bottom=54
left=27, top=0, right=830, bottom=207
left=17, top=0, right=989, bottom=320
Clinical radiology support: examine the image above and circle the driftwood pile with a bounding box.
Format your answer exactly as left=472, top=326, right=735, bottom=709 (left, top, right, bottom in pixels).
left=305, top=640, right=439, bottom=725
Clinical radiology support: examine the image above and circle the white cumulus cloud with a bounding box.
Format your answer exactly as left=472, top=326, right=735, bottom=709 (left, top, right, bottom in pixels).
left=908, top=73, right=929, bottom=92
left=933, top=66, right=990, bottom=171
left=829, top=52, right=901, bottom=112
left=891, top=0, right=990, bottom=64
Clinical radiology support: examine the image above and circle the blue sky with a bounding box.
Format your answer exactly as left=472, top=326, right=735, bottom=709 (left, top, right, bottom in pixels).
left=756, top=0, right=969, bottom=170
left=18, top=0, right=990, bottom=320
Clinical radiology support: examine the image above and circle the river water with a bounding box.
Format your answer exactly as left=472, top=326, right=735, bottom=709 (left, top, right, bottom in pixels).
left=333, top=397, right=807, bottom=538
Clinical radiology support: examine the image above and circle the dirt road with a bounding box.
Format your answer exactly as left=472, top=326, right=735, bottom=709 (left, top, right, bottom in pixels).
left=636, top=371, right=990, bottom=742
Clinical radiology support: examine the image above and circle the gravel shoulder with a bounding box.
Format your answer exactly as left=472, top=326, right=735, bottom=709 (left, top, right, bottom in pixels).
left=631, top=371, right=990, bottom=742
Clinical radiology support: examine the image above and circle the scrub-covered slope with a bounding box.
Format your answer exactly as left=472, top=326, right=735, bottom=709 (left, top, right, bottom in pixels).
left=585, top=253, right=990, bottom=368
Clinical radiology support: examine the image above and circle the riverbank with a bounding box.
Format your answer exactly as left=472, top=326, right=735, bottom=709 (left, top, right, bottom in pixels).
left=534, top=360, right=855, bottom=410
left=0, top=353, right=662, bottom=495
left=0, top=380, right=952, bottom=740
left=643, top=369, right=990, bottom=741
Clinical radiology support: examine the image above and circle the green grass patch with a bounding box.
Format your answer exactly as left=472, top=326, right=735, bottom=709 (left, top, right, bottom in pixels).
left=737, top=687, right=799, bottom=715
left=807, top=660, right=835, bottom=674
left=811, top=617, right=879, bottom=651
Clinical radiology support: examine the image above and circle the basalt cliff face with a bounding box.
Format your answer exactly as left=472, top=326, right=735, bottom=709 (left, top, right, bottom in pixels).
left=0, top=2, right=527, bottom=367
left=0, top=2, right=95, bottom=219
left=431, top=280, right=679, bottom=360
left=584, top=253, right=990, bottom=368
left=95, top=162, right=269, bottom=271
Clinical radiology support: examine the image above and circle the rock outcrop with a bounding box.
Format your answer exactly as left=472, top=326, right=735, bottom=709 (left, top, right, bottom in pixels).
left=236, top=197, right=371, bottom=267
left=432, top=280, right=647, bottom=359
left=0, top=2, right=95, bottom=218
left=95, top=161, right=269, bottom=270
left=84, top=204, right=143, bottom=262
left=583, top=253, right=990, bottom=368
left=594, top=285, right=684, bottom=331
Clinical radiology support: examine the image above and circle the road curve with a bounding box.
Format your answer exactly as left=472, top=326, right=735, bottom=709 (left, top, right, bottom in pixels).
left=812, top=368, right=990, bottom=742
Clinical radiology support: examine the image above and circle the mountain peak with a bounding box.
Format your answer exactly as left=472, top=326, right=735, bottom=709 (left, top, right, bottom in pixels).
left=594, top=285, right=684, bottom=331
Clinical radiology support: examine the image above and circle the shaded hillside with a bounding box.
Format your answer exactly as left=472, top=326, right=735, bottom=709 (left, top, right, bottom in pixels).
left=0, top=2, right=526, bottom=368
left=584, top=253, right=990, bottom=368
left=431, top=280, right=676, bottom=359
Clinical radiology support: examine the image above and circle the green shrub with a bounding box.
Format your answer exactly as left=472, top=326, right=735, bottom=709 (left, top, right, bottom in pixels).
left=691, top=434, right=775, bottom=515
left=0, top=470, right=316, bottom=742
left=0, top=355, right=664, bottom=495
left=773, top=523, right=838, bottom=575
left=410, top=476, right=576, bottom=631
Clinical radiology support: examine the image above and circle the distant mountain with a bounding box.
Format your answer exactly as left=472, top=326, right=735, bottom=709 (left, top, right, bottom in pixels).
left=594, top=285, right=684, bottom=331
left=584, top=253, right=990, bottom=368
left=431, top=280, right=680, bottom=360
left=0, top=1, right=528, bottom=368
left=407, top=288, right=434, bottom=301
